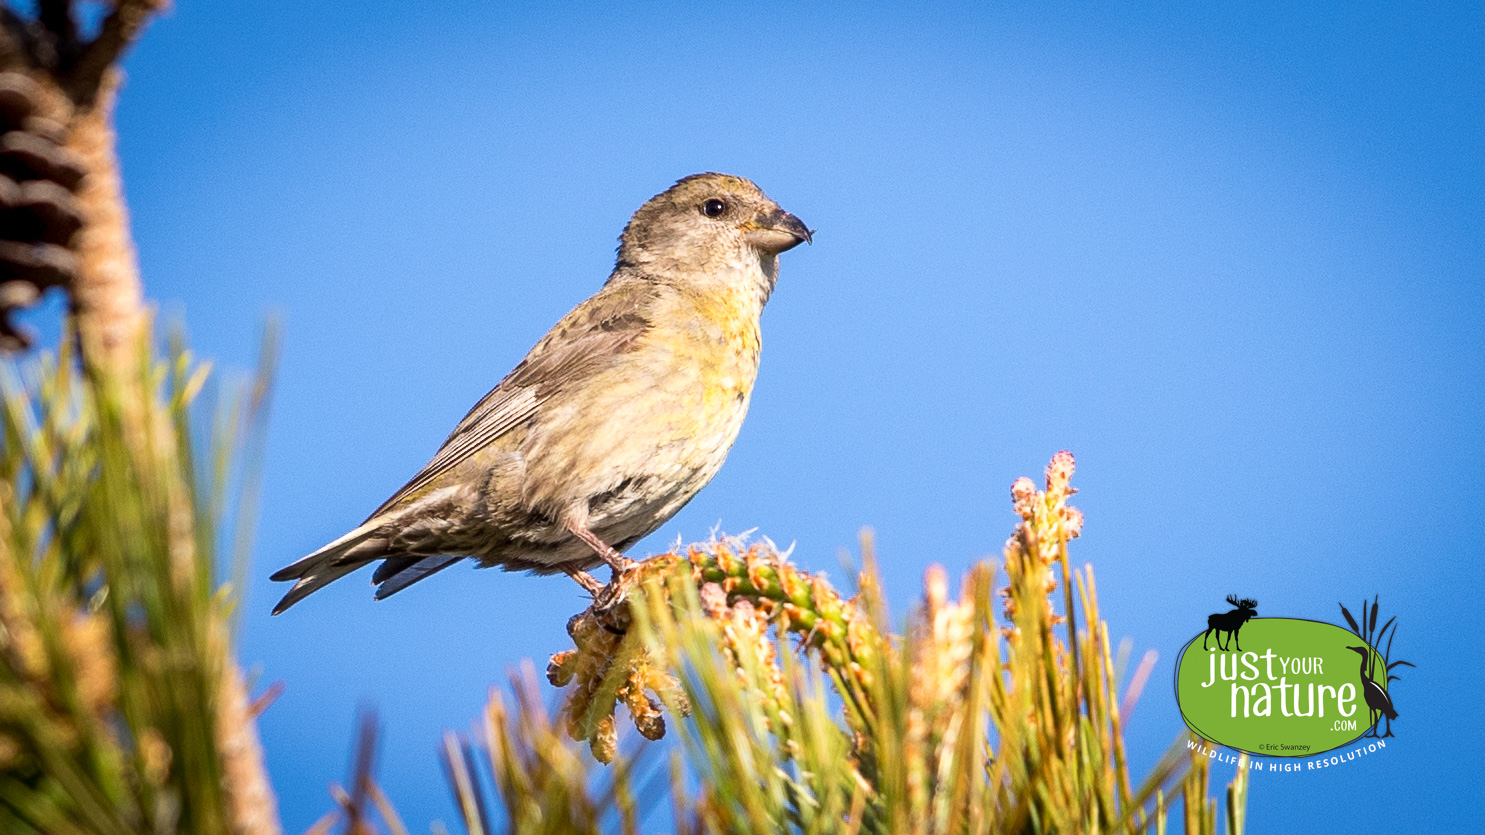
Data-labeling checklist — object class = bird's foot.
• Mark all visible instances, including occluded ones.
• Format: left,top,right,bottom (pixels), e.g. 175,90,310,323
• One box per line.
565,518,636,574
563,567,606,596
589,540,634,575
602,552,636,573
564,563,638,632
592,560,643,614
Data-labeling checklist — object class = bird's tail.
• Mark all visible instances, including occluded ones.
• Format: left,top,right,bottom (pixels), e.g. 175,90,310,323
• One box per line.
270,521,388,614
371,554,464,600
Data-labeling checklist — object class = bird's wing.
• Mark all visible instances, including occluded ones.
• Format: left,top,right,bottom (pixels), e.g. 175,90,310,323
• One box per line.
367,284,657,518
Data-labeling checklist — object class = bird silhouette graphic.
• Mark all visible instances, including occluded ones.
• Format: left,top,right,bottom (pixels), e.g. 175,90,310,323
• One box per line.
1338,597,1413,739
1346,645,1398,737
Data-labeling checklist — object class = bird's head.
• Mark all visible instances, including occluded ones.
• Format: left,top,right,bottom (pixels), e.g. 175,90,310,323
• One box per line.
616,173,811,296
1346,646,1369,657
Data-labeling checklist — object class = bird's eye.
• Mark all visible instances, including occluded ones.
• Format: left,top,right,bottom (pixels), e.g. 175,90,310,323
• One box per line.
701,198,727,218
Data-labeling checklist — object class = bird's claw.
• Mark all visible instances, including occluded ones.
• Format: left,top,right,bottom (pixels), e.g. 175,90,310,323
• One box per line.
593,561,640,610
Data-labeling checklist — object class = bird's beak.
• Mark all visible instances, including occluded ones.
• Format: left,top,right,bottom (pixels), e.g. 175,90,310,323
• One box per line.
744,208,813,253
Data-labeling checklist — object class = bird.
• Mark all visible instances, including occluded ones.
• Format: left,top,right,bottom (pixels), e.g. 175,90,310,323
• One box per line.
1345,645,1398,738
270,173,811,614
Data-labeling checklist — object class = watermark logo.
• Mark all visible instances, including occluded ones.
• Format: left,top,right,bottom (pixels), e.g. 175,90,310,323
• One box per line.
1174,597,1412,757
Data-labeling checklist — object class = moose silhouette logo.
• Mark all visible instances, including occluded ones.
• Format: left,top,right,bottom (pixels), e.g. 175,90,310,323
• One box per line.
1202,594,1258,651
1175,594,1413,757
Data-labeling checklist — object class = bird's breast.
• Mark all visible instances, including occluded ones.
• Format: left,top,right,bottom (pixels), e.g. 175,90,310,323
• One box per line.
518,289,763,521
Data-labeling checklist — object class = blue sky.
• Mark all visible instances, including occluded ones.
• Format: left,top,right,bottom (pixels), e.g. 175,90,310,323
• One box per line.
73,1,1485,830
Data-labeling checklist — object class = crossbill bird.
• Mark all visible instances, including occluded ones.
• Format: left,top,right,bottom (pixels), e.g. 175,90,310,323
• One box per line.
271,173,811,613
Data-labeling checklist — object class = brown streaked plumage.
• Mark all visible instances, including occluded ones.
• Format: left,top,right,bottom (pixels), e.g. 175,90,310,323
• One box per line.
270,174,810,613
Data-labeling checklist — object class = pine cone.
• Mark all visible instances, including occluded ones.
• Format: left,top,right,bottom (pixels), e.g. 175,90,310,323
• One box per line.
0,71,85,350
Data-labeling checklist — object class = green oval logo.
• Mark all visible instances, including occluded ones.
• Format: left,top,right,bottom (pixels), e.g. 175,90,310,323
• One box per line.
1175,618,1389,757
